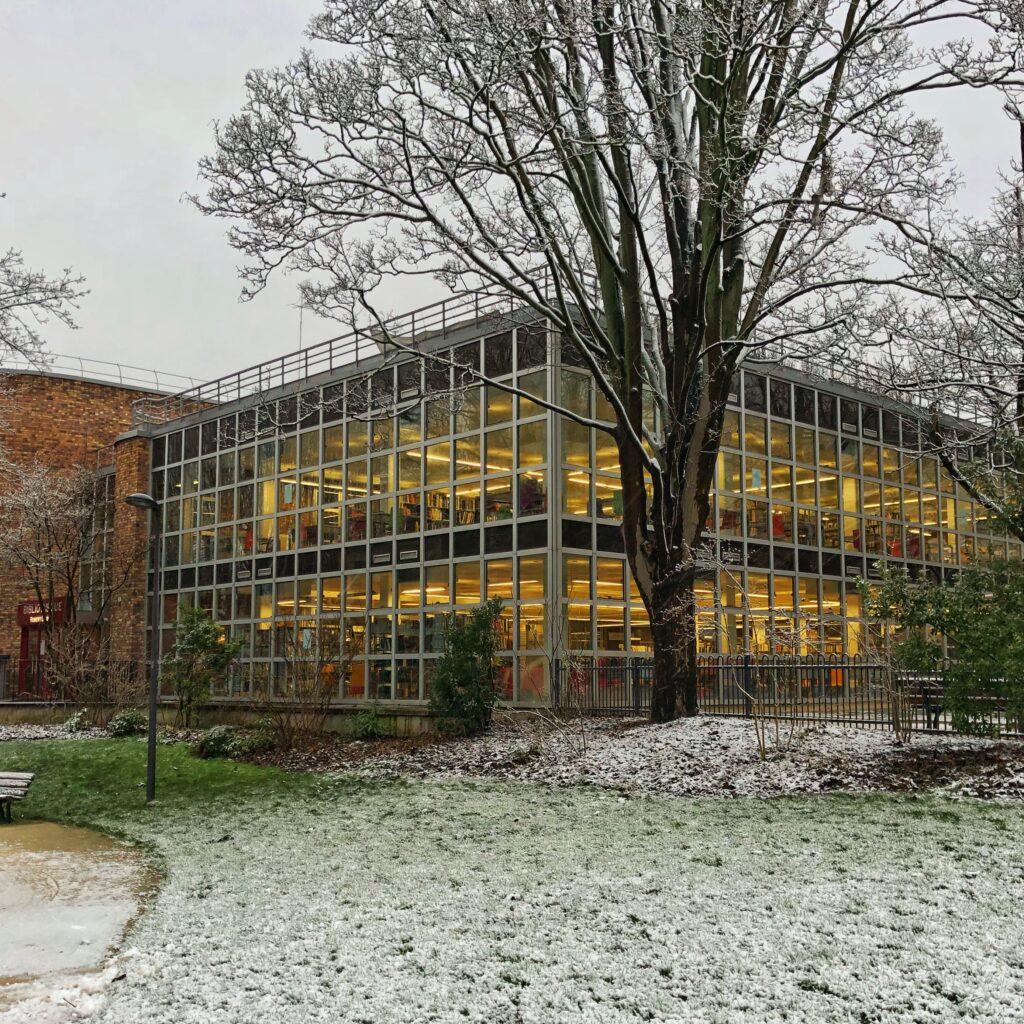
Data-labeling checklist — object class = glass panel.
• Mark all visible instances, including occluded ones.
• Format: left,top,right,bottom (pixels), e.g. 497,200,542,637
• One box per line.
484,477,513,521
562,470,591,516
596,606,626,651
454,562,481,604
594,475,622,520
517,471,547,516
518,421,545,467
455,436,481,478
518,555,546,600
397,493,421,534
593,432,618,473
517,369,546,418
324,425,344,463
425,443,450,486
346,503,367,541
560,371,590,417
424,564,449,604
562,418,590,466
519,605,545,648
567,604,592,649
454,483,481,526
370,571,393,608
424,488,450,530
563,555,592,600
485,386,513,425
595,558,624,601
486,559,514,600
371,497,394,538
485,429,514,473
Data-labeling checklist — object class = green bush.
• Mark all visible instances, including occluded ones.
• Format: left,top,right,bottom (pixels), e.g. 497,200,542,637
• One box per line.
428,598,504,736
350,705,390,741
193,725,242,760
108,710,147,737
192,722,278,760
161,607,244,728
238,716,278,756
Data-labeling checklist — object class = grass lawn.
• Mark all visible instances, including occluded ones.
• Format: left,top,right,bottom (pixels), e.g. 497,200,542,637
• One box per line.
4,738,1024,1023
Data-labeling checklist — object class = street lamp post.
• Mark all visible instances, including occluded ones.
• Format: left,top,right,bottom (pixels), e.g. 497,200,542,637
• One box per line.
124,491,161,804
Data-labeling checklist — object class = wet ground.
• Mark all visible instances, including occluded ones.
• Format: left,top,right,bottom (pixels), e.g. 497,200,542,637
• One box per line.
0,822,152,1016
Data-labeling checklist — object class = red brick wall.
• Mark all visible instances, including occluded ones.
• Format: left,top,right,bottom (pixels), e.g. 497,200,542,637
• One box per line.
108,435,154,662
0,373,157,666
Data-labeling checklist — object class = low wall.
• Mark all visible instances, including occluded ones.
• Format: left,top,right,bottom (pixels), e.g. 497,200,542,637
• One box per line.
0,701,436,737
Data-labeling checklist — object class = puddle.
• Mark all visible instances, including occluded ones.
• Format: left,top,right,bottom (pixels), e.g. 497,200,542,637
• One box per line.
0,822,153,1015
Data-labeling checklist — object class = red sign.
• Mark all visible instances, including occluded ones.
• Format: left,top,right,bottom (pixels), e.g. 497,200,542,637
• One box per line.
17,598,67,628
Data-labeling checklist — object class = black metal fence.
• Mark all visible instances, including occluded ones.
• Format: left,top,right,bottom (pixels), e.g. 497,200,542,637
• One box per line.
1,658,144,703
552,655,1019,736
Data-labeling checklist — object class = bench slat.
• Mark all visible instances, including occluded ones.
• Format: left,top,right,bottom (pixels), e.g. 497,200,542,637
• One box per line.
0,773,34,782
0,792,28,800
0,781,32,791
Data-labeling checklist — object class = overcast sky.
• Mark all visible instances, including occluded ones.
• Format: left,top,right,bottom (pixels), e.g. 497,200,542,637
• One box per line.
0,1,1016,387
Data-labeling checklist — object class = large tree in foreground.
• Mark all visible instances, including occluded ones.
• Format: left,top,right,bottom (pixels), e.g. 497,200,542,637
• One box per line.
196,0,1022,720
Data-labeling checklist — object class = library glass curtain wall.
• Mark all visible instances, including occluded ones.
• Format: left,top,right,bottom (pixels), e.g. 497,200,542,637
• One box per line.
143,322,1024,706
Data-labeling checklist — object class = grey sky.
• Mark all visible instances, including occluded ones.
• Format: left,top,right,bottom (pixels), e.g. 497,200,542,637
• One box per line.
0,1,1016,387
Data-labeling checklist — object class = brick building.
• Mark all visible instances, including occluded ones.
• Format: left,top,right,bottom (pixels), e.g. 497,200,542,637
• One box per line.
2,292,1019,712
0,359,193,696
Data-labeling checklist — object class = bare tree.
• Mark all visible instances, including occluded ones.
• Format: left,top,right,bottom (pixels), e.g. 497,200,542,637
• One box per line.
0,461,140,661
860,96,1024,541
260,616,354,747
0,243,86,362
194,0,1023,721
42,628,146,727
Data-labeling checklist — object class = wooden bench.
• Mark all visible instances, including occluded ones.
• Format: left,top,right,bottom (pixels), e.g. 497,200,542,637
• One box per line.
0,772,34,822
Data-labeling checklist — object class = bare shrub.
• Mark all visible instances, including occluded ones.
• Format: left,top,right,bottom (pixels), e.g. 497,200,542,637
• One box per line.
255,617,353,749
43,627,145,727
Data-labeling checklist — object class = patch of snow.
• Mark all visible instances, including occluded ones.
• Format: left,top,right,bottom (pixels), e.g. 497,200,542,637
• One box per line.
0,724,106,743
271,715,1024,802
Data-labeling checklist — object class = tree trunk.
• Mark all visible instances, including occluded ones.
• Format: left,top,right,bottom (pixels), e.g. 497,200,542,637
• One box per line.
649,568,700,722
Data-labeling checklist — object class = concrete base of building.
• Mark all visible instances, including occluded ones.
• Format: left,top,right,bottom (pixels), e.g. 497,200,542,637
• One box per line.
0,701,437,736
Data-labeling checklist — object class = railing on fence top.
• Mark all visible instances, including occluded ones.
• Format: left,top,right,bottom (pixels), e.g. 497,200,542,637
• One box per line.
553,654,1018,736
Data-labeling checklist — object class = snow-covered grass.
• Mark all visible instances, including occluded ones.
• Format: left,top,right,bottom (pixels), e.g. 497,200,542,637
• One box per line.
3,739,1024,1023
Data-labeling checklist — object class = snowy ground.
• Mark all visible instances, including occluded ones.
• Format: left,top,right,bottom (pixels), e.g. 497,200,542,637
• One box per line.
3,778,1023,1024
0,724,106,743
260,714,1024,801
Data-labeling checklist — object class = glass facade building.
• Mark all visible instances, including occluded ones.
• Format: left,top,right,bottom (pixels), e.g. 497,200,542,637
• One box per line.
141,313,1023,706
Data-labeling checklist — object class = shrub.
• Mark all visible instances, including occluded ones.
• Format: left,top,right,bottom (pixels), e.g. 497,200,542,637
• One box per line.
162,608,243,728
64,709,88,733
108,710,146,737
428,598,504,736
236,716,278,756
350,704,390,741
193,725,242,760
192,721,278,760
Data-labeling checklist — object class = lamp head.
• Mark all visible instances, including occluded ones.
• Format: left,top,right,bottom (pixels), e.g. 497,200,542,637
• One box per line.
124,492,158,512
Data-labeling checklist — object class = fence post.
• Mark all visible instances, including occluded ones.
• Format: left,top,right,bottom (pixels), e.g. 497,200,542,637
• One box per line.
632,659,641,716
743,654,752,718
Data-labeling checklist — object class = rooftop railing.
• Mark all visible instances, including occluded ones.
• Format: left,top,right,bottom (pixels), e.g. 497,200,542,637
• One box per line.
0,352,201,394
127,275,990,430
130,285,538,428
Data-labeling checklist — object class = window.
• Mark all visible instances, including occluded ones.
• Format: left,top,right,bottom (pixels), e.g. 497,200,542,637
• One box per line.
518,421,545,467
